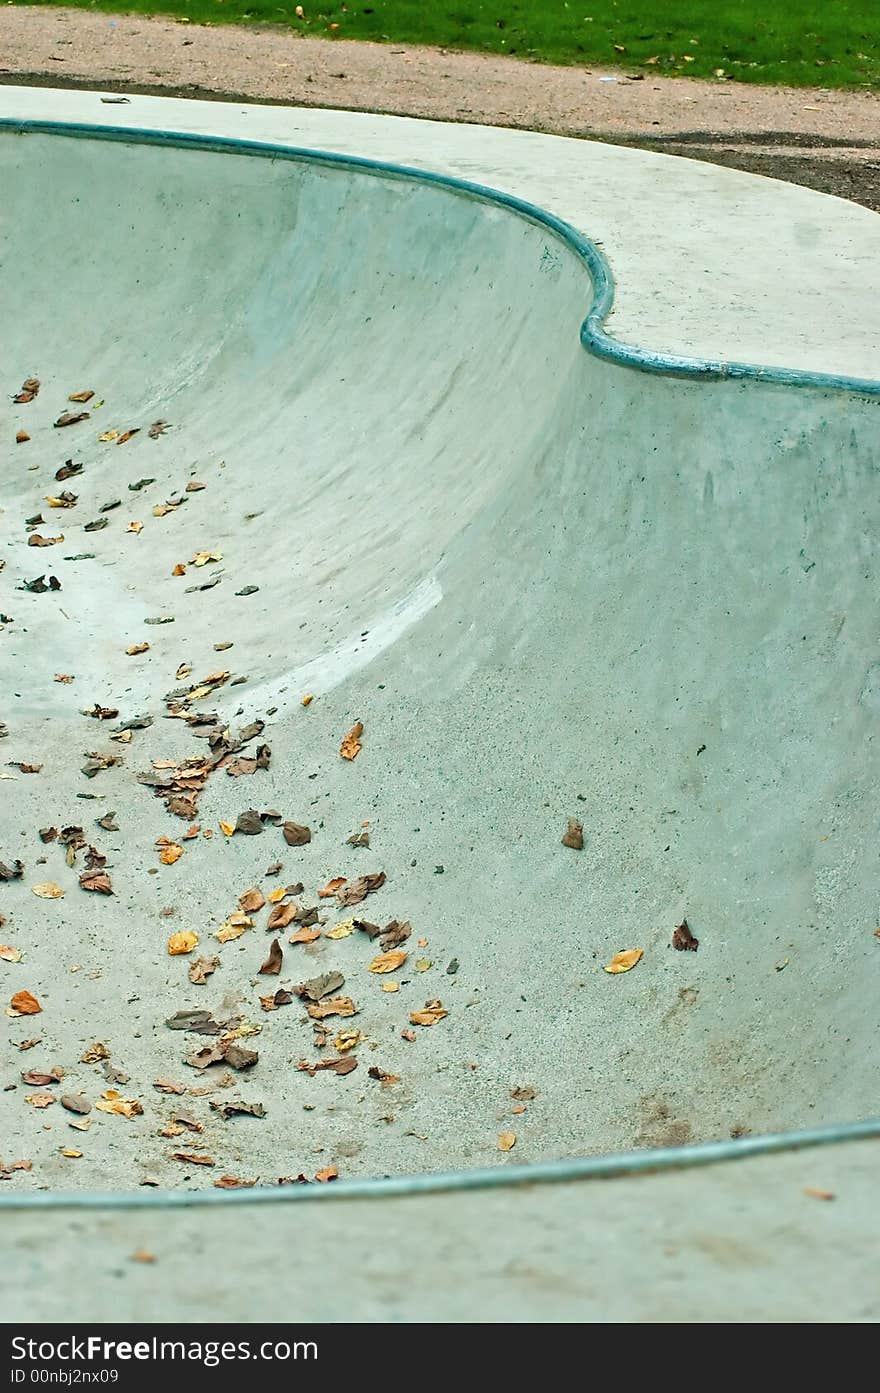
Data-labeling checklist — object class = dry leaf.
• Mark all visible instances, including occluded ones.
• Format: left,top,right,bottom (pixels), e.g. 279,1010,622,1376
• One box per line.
604,949,643,975
188,955,218,984
158,843,184,865
0,945,23,963
68,390,94,403
804,1186,835,1201
117,429,140,446
172,564,186,577
32,882,63,899
282,821,311,846
153,1079,186,1094
60,1148,83,1158
54,674,74,684
15,430,30,444
168,930,198,956
54,411,89,428
338,872,386,906
672,920,699,951
306,995,357,1020
9,990,41,1016
237,888,265,914
25,1092,55,1108
340,721,364,760
368,949,407,974
259,939,283,975
511,1086,537,1101
497,1131,517,1152
126,642,149,656
28,534,64,548
410,1000,448,1027
79,870,113,895
319,877,346,898
127,521,144,535
401,1028,417,1042
381,981,400,993
288,925,320,945
326,918,355,940
95,1090,143,1118
267,885,287,903
80,1042,109,1063
214,913,252,943
214,1175,257,1189
267,902,298,930
301,694,314,707
561,818,584,850
368,1066,400,1086
297,1055,358,1077
314,1165,338,1182
170,1152,214,1166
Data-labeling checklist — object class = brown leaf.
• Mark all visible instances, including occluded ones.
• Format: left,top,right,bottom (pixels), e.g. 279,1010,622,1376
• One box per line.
259,938,283,976
318,876,346,898
15,429,30,444
54,674,74,684
79,870,113,895
54,411,89,428
170,1152,214,1166
1,861,24,881
511,1085,537,1101
379,919,411,950
68,390,95,403
153,1079,186,1094
238,887,265,914
260,987,293,1011
340,721,363,760
346,829,370,847
234,809,263,836
368,1066,401,1086
14,378,40,402
80,1042,110,1063
562,818,584,850
95,1090,143,1118
297,1055,358,1077
28,534,64,548
410,1000,448,1027
354,918,382,939
214,1175,257,1189
337,872,386,907
188,955,219,985
21,1069,62,1085
267,902,299,931
117,429,140,446
223,1042,259,1071
400,1028,417,1042
148,420,169,439
306,995,357,1020
672,919,699,951
282,821,312,846
9,991,41,1017
294,971,344,1003
288,924,320,945
210,1099,265,1120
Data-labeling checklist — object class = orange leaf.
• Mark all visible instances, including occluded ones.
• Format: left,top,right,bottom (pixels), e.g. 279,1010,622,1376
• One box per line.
604,948,643,975
159,844,184,865
168,930,198,956
9,990,41,1016
318,877,346,898
339,721,363,760
410,1000,448,1027
368,949,407,974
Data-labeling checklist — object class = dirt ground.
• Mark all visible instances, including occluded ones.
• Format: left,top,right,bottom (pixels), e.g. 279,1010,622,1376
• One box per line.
2,5,879,211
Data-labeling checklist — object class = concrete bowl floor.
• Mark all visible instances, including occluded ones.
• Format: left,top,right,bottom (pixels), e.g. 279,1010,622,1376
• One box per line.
1,124,878,1196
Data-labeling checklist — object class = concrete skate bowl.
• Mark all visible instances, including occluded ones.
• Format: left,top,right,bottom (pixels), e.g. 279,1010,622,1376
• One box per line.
0,122,878,1211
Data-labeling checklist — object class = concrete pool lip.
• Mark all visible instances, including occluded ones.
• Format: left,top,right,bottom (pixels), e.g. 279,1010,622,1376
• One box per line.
1,99,878,1280
4,115,880,401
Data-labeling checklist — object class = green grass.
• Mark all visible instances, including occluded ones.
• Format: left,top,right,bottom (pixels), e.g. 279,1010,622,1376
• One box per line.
20,0,880,88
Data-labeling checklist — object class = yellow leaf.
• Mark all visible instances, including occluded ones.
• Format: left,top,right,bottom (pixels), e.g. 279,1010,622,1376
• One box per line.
95,1091,143,1118
60,1147,83,1158
301,693,314,707
159,844,184,865
267,886,287,904
415,958,433,972
306,995,357,1020
191,550,222,567
326,918,355,940
168,930,198,956
126,641,149,654
219,821,236,837
380,981,400,993
604,949,643,975
334,1029,361,1053
368,949,407,974
98,430,118,442
32,882,64,899
497,1131,517,1152
127,521,144,535
214,914,252,943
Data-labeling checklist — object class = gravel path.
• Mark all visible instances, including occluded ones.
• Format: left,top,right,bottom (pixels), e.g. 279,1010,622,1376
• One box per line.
2,6,879,209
